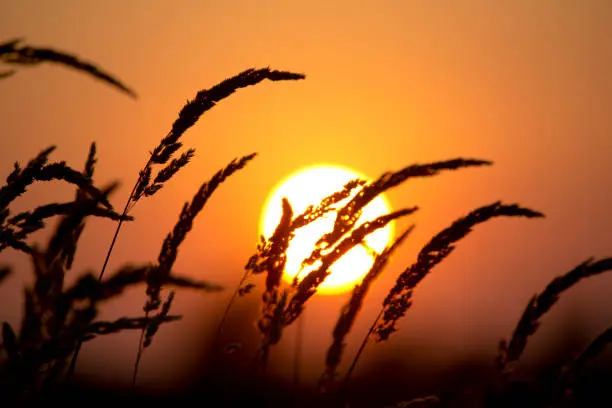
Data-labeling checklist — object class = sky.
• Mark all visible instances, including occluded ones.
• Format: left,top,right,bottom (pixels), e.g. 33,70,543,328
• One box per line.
1,0,612,396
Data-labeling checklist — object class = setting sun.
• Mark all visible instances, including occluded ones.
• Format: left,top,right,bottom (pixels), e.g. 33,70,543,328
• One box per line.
260,165,395,295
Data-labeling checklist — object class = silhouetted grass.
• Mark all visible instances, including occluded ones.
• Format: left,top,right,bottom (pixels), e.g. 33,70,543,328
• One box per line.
284,207,418,327
498,257,612,376
131,153,256,387
0,228,216,404
238,157,496,374
248,201,416,373
213,178,367,355
338,202,544,394
320,225,415,392
0,38,136,97
67,66,304,380
556,325,612,404
0,145,125,254
375,202,544,342
0,141,221,404
2,42,611,408
305,158,492,268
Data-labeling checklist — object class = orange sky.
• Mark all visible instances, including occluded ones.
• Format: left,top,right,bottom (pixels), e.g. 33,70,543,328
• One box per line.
1,0,612,393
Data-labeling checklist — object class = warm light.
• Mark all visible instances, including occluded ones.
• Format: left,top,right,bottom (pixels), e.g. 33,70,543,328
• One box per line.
260,164,394,295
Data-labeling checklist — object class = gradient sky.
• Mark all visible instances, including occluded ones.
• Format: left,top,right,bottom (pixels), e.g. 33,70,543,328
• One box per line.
1,0,611,393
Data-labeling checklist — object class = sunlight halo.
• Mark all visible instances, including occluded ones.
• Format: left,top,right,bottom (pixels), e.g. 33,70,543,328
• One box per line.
260,164,394,295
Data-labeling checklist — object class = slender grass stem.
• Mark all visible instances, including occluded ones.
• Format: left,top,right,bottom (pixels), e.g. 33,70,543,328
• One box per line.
131,310,150,390
342,308,383,389
213,269,250,349
65,167,147,381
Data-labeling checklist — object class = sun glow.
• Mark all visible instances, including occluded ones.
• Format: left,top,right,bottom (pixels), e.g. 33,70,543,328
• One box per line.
260,164,394,295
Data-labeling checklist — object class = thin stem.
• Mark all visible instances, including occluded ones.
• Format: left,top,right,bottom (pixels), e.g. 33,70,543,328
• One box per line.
342,308,383,388
131,310,150,390
65,167,147,382
213,270,251,349
97,195,134,281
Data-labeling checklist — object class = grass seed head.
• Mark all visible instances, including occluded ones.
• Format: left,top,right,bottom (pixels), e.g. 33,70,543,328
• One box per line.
499,257,612,374
375,202,544,342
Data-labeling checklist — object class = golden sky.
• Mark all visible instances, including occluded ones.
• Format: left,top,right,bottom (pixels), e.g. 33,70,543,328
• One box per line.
1,0,611,393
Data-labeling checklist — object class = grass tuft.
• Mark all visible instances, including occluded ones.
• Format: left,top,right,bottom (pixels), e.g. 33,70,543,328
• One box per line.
0,145,127,255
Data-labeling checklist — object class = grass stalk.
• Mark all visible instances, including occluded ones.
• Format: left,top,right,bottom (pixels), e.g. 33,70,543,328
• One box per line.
213,269,251,350
64,67,304,381
131,310,149,391
342,308,383,390
66,174,141,381
343,202,543,395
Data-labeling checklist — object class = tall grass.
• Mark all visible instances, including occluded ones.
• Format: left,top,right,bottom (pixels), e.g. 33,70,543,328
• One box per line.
66,66,305,379
320,225,415,392
0,145,218,404
2,38,611,408
336,202,544,394
131,153,256,387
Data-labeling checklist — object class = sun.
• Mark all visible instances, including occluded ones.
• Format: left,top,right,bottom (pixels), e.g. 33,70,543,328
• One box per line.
260,164,394,295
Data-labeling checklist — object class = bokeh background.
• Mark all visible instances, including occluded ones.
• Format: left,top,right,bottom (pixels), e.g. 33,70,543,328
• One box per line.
1,1,611,405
